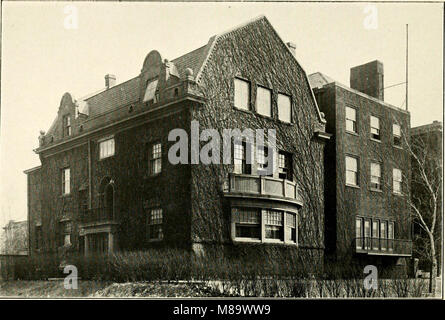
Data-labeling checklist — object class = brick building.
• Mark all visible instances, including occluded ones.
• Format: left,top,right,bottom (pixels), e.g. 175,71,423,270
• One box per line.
310,61,412,273
25,16,329,271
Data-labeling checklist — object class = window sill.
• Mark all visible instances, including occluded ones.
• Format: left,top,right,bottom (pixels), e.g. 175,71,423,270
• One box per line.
147,238,163,243
233,238,298,247
99,155,115,161
346,130,359,136
370,138,382,143
393,145,403,150
144,172,162,179
276,119,293,126
370,188,383,193
232,104,253,114
345,184,360,189
393,192,404,197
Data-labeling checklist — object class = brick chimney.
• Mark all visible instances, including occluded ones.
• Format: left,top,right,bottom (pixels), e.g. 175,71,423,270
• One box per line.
105,74,116,89
350,60,384,101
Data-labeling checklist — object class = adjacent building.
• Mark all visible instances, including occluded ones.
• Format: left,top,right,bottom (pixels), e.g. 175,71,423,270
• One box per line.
25,16,330,271
0,220,28,255
411,121,442,276
310,60,412,273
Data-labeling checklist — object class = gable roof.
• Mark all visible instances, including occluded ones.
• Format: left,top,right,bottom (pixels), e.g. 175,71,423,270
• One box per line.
46,15,327,140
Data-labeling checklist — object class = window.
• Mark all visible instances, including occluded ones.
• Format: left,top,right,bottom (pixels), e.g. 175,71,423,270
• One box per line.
393,168,402,194
265,210,284,240
234,78,250,110
345,156,358,186
150,143,162,175
232,208,298,244
257,146,272,176
278,151,292,180
370,162,382,190
285,212,297,243
345,107,357,133
364,219,371,249
278,94,291,123
372,220,380,250
393,123,402,147
233,208,261,239
60,222,72,246
63,115,72,137
143,79,159,103
147,208,163,240
62,168,70,195
388,221,394,251
370,116,380,140
99,138,115,159
233,141,251,174
256,86,272,117
380,221,387,250
356,218,363,249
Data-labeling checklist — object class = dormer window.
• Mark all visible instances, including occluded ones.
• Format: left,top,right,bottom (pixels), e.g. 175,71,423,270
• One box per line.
143,79,159,103
63,115,72,137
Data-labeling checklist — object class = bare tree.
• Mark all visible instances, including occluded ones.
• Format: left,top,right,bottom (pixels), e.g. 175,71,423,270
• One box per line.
403,130,442,294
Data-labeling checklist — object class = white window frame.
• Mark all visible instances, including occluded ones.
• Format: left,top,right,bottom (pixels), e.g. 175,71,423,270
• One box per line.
147,208,163,241
356,217,363,249
370,162,382,190
345,106,357,133
393,123,402,147
62,167,70,195
345,156,358,186
99,137,115,159
256,86,272,117
370,115,381,140
232,208,298,245
234,78,250,110
150,143,162,175
393,168,403,194
278,93,292,123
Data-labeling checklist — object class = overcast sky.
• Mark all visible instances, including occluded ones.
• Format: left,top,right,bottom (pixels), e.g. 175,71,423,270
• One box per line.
1,2,443,224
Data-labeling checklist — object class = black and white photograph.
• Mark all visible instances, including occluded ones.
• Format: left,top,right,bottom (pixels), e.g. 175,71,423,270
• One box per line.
0,1,443,302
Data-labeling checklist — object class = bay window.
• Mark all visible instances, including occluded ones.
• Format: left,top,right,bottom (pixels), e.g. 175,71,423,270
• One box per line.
232,208,298,244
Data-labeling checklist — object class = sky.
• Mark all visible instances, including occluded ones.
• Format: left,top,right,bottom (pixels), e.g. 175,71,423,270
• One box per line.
1,2,443,224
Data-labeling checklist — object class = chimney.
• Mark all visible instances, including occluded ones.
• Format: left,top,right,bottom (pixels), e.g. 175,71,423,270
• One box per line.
286,42,296,57
105,74,116,89
350,60,384,101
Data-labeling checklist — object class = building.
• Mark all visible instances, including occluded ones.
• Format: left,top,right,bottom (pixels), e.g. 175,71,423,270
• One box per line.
309,61,412,274
0,220,28,256
24,16,330,271
411,121,442,276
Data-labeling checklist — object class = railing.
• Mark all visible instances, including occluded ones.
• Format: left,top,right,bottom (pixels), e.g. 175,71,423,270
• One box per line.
80,206,118,224
226,173,302,203
354,237,412,256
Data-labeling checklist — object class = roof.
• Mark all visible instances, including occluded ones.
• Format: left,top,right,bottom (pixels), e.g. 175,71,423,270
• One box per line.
411,121,443,135
308,72,338,89
41,15,326,148
308,71,409,114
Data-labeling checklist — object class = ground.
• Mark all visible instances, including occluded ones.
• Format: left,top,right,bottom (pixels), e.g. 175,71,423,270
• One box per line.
0,280,222,298
0,278,441,298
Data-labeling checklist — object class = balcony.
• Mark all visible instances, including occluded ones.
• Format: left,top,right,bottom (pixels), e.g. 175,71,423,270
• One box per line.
354,237,412,257
80,206,119,225
224,173,303,206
